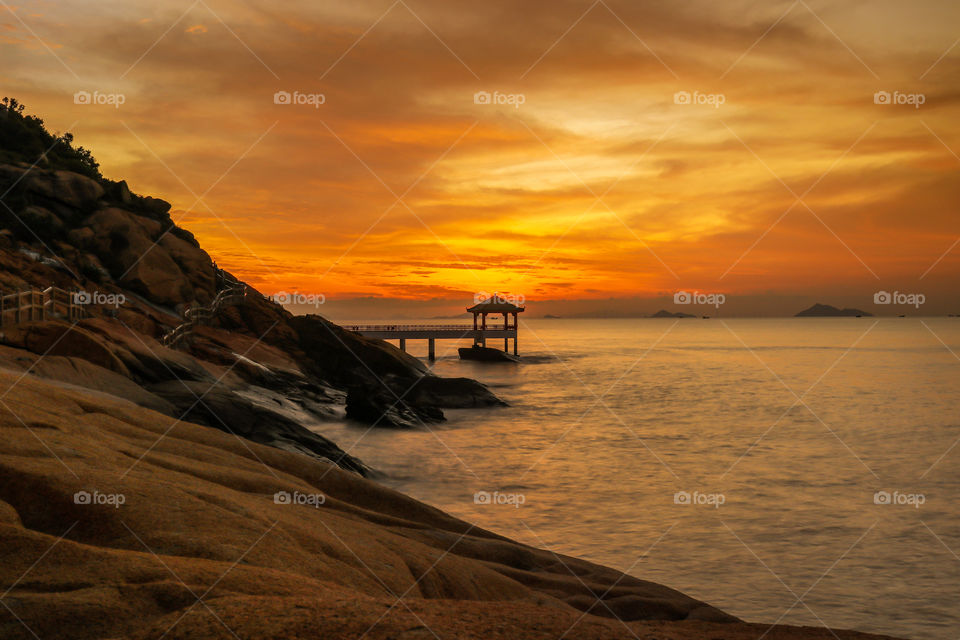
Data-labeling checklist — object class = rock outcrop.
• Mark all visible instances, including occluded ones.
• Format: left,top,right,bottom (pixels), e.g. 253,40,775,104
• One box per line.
0,158,509,449
0,163,214,307
148,379,369,476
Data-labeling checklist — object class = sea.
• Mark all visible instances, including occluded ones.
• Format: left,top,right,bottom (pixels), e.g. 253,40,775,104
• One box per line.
311,317,960,640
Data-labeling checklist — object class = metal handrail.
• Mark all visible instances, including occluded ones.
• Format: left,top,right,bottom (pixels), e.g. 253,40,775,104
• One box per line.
345,323,516,332
0,286,86,326
343,324,475,331
160,284,247,348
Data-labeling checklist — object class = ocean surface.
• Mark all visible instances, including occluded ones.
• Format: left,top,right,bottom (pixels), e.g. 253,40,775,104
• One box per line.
311,318,960,639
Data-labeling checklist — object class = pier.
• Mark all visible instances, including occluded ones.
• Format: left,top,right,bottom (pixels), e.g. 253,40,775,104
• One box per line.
345,296,524,360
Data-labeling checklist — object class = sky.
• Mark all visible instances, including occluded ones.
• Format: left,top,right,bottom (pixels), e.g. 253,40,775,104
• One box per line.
2,0,959,318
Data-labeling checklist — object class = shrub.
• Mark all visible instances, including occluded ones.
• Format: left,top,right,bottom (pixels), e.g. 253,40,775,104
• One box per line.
0,97,101,179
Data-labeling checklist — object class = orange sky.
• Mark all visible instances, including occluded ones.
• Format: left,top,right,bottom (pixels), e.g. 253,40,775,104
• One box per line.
2,0,959,316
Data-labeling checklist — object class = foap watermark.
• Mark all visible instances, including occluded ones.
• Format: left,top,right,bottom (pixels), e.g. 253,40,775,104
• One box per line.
674,490,725,508
474,490,525,508
73,90,126,108
274,90,326,108
674,290,726,308
272,291,325,307
274,490,326,508
73,290,126,307
874,290,925,308
674,90,725,108
474,291,525,305
74,490,126,509
874,490,925,509
473,90,525,109
873,90,925,109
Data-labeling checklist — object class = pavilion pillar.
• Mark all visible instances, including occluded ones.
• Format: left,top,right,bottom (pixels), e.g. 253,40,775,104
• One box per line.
399,338,406,352
503,312,509,351
428,338,435,361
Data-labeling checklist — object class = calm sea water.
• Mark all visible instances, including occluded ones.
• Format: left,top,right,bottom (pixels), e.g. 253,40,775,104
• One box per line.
313,318,960,639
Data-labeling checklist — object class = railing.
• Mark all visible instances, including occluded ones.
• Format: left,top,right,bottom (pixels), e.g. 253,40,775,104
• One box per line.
0,287,86,326
160,284,247,348
343,324,475,332
345,323,517,333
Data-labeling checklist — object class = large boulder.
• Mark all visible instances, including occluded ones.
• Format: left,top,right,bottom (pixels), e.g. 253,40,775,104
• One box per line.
19,205,63,235
103,179,133,205
139,195,171,217
288,314,428,386
22,169,104,210
346,381,445,428
409,376,506,408
118,247,188,306
85,207,192,306
158,232,215,303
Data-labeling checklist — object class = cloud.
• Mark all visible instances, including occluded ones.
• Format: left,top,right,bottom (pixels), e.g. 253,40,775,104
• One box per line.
3,0,958,314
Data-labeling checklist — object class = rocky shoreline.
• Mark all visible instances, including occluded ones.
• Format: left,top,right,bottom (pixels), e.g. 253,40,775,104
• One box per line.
0,368,901,640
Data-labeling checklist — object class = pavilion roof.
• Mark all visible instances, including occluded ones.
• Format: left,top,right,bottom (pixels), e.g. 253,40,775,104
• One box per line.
466,295,525,313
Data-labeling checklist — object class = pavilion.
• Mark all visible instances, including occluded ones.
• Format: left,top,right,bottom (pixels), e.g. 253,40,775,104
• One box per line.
467,295,525,355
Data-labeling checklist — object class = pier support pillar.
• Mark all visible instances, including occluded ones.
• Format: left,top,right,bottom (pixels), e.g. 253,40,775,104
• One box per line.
513,337,518,356
399,338,406,352
504,338,508,351
428,338,435,361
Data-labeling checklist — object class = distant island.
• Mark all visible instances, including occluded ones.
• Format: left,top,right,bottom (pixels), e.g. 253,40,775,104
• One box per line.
795,303,872,317
542,314,562,319
651,309,697,318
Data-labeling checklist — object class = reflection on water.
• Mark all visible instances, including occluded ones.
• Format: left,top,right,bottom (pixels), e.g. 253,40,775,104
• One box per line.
314,318,960,639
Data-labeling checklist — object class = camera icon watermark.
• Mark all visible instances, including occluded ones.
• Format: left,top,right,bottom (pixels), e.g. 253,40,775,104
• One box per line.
673,490,725,508
273,90,326,108
473,90,525,109
674,290,725,308
873,490,925,509
273,490,326,508
873,90,925,109
73,90,126,109
72,290,126,308
674,90,725,108
873,290,925,308
74,490,126,508
473,490,525,508
473,291,525,305
272,291,325,307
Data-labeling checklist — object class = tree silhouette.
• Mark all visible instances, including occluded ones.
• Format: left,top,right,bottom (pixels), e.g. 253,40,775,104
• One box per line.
0,97,101,179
